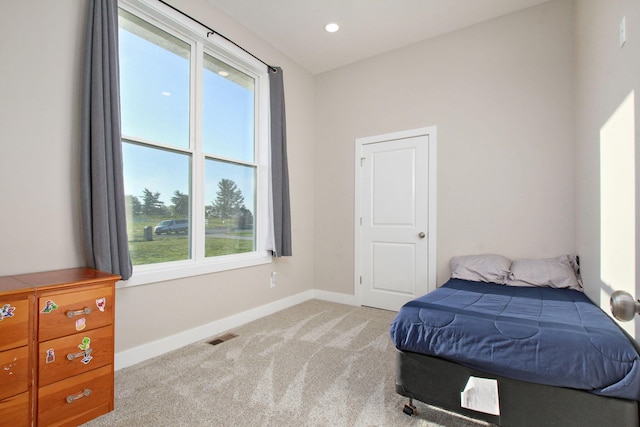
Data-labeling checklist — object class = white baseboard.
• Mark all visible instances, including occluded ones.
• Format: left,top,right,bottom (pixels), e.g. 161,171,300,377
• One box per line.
312,289,357,306
114,289,355,370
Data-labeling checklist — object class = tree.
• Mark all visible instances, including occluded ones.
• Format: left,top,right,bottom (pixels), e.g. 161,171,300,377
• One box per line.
170,190,189,217
141,188,165,216
211,179,245,219
205,204,216,219
125,195,142,216
237,206,254,229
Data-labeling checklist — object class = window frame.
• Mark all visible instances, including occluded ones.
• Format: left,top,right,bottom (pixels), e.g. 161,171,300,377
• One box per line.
118,0,272,288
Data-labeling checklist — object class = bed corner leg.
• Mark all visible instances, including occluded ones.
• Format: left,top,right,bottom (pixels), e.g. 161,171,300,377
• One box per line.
403,399,417,416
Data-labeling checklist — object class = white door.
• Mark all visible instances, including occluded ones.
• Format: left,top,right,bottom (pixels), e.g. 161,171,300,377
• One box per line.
355,128,436,311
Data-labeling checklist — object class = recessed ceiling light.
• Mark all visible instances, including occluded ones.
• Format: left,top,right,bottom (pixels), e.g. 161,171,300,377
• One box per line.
325,22,339,33
218,70,230,77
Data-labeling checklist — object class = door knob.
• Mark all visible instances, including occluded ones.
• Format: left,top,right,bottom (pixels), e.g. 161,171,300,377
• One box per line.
418,232,426,239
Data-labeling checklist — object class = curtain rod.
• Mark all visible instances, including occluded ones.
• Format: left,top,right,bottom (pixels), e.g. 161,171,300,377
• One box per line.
156,0,277,73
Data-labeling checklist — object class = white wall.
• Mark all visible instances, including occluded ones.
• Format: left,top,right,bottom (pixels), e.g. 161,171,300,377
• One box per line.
0,1,87,272
574,0,640,337
0,0,316,353
314,0,576,293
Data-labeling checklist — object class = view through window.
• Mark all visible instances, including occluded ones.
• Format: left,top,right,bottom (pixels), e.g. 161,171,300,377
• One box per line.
118,5,260,269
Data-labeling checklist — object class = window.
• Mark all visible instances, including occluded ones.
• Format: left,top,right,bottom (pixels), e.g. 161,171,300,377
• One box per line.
118,0,270,285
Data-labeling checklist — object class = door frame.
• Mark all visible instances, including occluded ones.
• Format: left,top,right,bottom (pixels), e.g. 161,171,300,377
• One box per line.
354,126,438,308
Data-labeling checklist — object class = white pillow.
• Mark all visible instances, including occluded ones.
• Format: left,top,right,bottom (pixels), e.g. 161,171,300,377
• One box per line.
506,255,583,291
450,254,512,284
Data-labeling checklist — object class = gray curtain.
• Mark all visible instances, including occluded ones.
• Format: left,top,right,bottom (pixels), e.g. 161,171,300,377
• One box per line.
269,67,292,256
80,0,132,280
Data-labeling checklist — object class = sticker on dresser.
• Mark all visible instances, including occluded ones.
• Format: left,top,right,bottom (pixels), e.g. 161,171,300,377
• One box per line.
0,304,15,320
40,299,58,314
82,340,93,365
76,317,87,331
2,356,17,376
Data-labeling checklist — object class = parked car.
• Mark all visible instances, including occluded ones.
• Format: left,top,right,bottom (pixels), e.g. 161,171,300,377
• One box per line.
154,219,189,235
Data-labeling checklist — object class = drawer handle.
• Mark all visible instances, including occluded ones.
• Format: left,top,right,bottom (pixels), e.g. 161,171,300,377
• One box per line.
67,348,93,361
66,307,92,318
66,388,92,403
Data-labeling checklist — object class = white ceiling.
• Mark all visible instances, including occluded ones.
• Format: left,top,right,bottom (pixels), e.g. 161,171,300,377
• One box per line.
206,0,551,74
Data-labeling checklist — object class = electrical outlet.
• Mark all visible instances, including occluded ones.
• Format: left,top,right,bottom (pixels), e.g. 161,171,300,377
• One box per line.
270,272,277,288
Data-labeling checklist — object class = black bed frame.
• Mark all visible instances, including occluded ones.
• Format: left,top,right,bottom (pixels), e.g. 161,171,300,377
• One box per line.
396,349,640,427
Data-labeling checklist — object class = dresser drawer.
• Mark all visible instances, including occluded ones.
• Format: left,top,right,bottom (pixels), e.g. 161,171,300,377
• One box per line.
37,364,113,427
38,326,113,387
0,391,30,427
38,284,113,342
0,297,30,351
0,346,29,401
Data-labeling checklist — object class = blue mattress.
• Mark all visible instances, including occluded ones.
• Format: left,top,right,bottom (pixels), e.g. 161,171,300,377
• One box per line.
390,278,640,401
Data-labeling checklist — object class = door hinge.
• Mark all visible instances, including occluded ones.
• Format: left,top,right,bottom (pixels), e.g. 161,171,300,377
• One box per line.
360,217,362,226
360,157,366,167
359,276,363,284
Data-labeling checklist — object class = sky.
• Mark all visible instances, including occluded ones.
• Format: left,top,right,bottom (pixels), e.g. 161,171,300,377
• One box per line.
119,17,256,213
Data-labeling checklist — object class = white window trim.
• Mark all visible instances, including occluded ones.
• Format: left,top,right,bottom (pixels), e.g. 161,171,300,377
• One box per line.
118,0,272,288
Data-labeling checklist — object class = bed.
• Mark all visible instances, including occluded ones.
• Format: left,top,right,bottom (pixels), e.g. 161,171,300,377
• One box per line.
390,254,640,426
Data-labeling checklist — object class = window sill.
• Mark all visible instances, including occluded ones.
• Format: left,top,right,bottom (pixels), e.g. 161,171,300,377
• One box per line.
116,252,272,288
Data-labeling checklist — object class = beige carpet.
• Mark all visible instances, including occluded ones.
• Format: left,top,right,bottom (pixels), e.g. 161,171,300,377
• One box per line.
83,300,490,427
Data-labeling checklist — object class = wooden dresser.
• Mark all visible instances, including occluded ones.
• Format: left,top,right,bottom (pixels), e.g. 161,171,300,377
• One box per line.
0,268,119,427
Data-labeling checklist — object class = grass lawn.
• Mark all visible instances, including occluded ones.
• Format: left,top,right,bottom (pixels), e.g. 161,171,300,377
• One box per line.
127,215,254,265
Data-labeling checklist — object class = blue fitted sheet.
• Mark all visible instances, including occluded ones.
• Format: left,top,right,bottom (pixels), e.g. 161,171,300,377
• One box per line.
390,278,640,401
